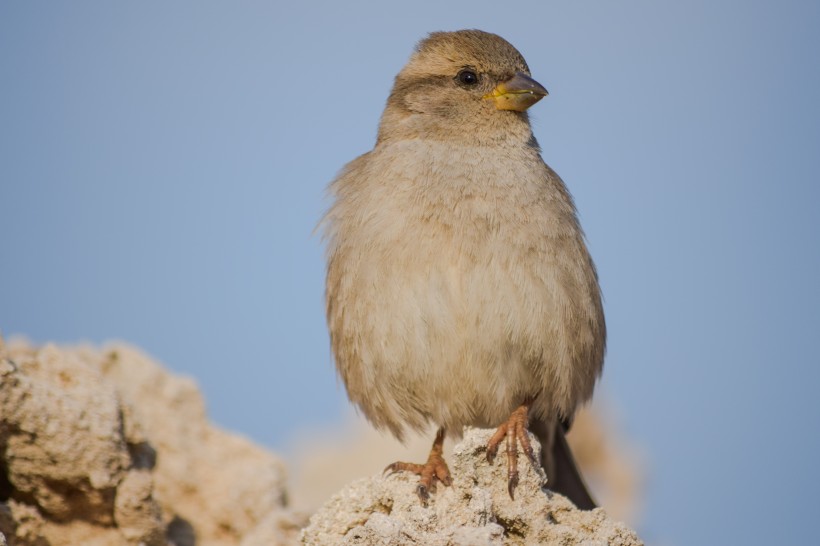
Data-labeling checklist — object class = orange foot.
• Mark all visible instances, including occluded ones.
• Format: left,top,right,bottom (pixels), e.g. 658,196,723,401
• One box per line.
486,403,538,499
384,428,452,505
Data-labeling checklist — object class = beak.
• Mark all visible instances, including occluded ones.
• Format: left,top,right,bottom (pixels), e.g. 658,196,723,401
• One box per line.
484,72,548,112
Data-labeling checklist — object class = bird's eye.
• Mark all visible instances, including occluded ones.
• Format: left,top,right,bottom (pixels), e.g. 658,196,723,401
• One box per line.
456,69,479,86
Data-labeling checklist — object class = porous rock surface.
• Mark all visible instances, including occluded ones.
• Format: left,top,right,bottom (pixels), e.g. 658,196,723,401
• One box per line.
0,338,301,546
302,428,642,545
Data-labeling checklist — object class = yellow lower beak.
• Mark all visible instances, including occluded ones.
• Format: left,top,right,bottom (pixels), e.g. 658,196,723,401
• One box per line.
485,72,548,112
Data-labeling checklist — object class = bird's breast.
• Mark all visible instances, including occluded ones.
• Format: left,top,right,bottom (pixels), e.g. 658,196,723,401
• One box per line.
326,139,604,431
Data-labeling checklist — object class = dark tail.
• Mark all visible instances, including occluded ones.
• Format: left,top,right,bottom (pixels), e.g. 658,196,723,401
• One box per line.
531,418,597,510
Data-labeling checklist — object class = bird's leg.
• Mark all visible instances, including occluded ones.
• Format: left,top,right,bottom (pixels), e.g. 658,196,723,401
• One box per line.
486,402,537,499
384,428,452,505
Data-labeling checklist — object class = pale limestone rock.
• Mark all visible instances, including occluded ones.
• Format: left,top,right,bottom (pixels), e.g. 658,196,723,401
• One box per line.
3,500,48,546
302,428,642,545
289,405,642,524
97,344,295,545
239,510,308,546
114,470,165,546
0,345,130,524
0,338,299,546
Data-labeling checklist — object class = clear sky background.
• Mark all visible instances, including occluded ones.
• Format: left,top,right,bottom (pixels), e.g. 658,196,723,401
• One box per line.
1,1,818,544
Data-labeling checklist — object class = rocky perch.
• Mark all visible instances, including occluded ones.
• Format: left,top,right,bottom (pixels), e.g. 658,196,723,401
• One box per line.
0,338,641,545
301,428,641,546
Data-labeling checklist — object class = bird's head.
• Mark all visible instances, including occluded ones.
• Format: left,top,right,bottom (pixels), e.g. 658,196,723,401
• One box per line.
377,30,547,146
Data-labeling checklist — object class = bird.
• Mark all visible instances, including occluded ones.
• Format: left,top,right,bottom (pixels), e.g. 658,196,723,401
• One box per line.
321,29,605,509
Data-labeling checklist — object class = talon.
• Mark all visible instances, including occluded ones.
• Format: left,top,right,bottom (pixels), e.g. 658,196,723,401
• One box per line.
508,471,519,499
439,470,453,487
486,423,508,464
383,461,422,477
385,428,451,506
523,443,537,464
416,484,430,505
487,402,535,500
517,425,536,463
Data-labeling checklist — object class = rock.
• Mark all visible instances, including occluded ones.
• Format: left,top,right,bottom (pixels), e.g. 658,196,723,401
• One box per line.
97,344,298,545
0,344,130,525
288,407,642,524
301,427,642,545
113,470,164,546
0,337,301,546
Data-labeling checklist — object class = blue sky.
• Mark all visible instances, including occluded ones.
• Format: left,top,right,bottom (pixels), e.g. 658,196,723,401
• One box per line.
2,2,819,544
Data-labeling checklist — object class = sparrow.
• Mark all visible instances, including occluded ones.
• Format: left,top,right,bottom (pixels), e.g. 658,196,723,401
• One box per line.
321,29,605,508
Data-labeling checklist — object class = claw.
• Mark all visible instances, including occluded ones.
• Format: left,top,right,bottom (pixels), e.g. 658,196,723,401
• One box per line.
486,422,508,464
487,402,536,500
416,483,430,505
384,428,451,506
384,461,422,477
508,470,519,499
439,471,453,487
517,424,537,464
